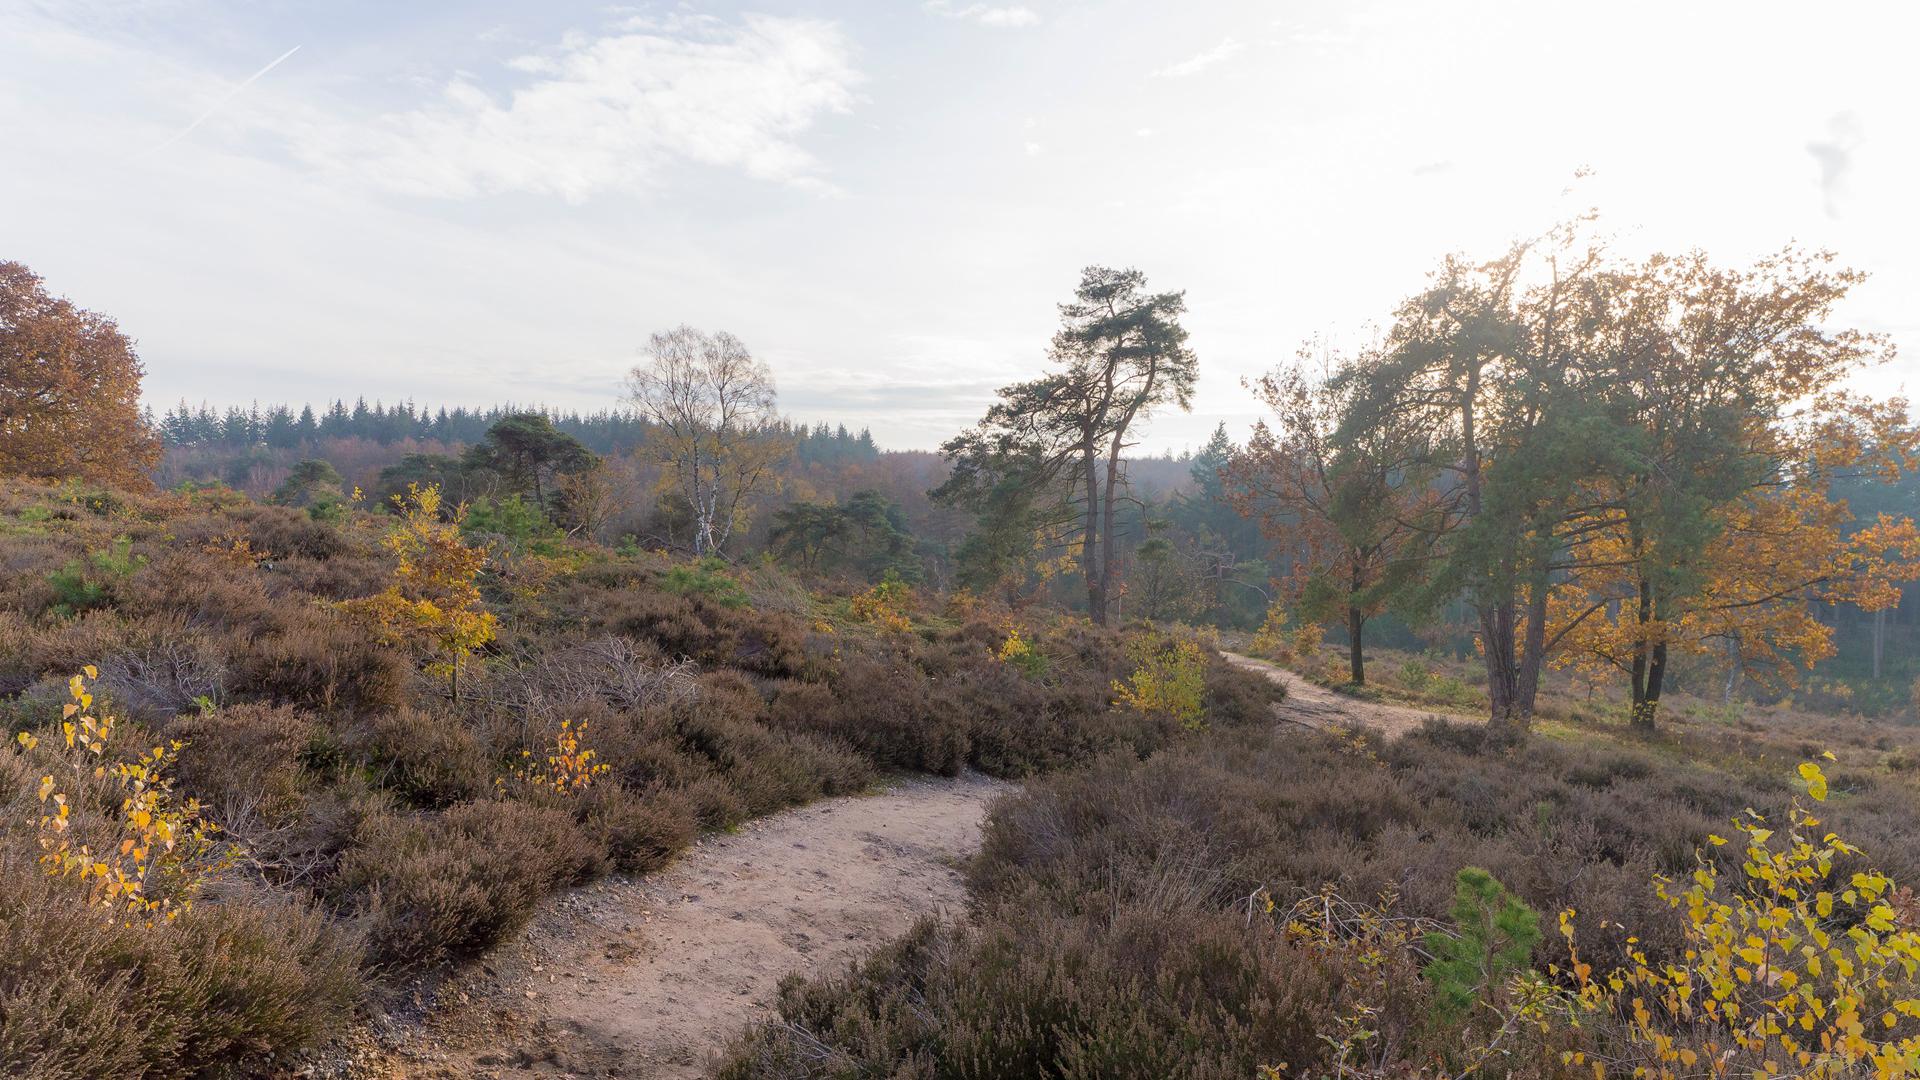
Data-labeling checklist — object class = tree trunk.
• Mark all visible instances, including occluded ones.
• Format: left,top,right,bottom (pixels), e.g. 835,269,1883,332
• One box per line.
1480,601,1524,733
1516,575,1548,719
1082,446,1105,624
1643,642,1668,725
1461,363,1531,735
1628,579,1659,730
1347,607,1366,685
1100,452,1121,627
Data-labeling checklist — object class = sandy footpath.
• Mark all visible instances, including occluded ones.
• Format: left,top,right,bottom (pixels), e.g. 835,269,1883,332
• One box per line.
361,772,1008,1079
349,654,1450,1079
1220,650,1473,739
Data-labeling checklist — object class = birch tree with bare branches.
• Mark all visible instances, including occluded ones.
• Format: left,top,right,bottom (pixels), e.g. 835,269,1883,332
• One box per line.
627,326,789,556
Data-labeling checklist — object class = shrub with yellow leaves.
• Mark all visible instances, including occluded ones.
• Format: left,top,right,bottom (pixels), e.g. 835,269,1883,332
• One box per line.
22,669,232,926
1551,754,1920,1080
1292,622,1326,666
1250,602,1294,662
1112,636,1207,729
340,482,497,701
995,622,1047,679
506,719,611,795
850,575,913,634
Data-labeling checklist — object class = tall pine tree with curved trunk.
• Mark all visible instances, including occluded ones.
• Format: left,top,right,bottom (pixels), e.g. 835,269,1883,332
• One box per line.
0,261,160,486
935,266,1196,624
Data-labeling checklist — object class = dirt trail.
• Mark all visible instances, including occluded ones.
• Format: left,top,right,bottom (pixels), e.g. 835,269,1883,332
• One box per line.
1221,651,1477,739
355,659,1447,1079
366,773,1008,1079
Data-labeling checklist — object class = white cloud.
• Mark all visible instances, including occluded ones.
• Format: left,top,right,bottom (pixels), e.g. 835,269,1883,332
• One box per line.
1150,36,1244,78
924,2,1041,29
287,14,862,201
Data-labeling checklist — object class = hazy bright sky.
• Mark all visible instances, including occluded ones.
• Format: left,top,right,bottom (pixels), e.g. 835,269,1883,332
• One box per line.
4,0,1916,451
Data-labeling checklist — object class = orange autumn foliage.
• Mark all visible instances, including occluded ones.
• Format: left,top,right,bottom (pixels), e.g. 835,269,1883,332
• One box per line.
1551,486,1920,704
0,261,160,486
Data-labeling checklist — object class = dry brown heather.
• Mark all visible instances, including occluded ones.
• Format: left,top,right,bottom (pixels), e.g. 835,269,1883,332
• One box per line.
719,686,1920,1078
0,478,1281,1079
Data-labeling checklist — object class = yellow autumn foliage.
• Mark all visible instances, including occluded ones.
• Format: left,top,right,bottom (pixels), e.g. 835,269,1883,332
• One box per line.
1112,637,1206,729
340,483,497,699
506,719,610,795
1551,757,1920,1080
24,670,232,926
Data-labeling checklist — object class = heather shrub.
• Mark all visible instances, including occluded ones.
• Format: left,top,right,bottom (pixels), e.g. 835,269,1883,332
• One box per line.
331,799,600,972
233,502,357,561
781,654,969,775
577,783,699,874
766,624,1281,780
1201,648,1285,725
669,672,874,813
588,583,810,677
969,724,1920,976
675,773,751,830
353,706,494,808
257,551,390,601
167,702,317,821
0,865,360,1080
121,547,280,636
719,898,1431,1080
229,603,410,712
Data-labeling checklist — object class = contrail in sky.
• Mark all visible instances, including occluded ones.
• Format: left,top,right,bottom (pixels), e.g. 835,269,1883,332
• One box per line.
147,44,302,155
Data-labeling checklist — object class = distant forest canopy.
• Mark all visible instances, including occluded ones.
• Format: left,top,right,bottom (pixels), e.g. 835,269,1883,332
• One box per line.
148,392,1920,716
152,398,879,462
148,394,1215,603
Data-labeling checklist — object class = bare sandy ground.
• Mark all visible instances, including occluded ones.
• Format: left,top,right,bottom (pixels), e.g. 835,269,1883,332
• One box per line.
1220,650,1475,738
362,772,1008,1079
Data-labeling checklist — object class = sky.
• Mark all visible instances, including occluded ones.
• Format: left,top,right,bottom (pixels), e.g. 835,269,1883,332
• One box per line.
3,0,1916,452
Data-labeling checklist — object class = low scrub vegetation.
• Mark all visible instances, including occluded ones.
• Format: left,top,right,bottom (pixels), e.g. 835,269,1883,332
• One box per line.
0,478,1280,1078
720,715,1920,1078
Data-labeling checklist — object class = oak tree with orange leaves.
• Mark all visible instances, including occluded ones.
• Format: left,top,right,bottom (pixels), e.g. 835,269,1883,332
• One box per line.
1224,345,1439,685
0,261,160,485
1535,248,1920,728
1333,224,1918,731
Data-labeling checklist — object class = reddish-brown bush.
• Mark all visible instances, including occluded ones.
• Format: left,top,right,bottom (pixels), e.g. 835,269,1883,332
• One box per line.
351,706,495,809
330,800,600,972
577,783,700,874
228,604,410,713
0,865,360,1080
